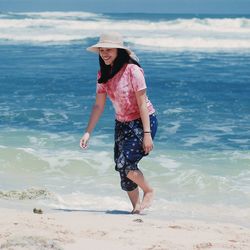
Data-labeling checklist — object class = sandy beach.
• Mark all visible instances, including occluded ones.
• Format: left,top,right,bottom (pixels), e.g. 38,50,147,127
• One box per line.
0,207,250,250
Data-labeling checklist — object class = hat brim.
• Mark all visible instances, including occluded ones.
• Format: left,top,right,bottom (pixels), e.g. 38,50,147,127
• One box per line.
87,42,133,55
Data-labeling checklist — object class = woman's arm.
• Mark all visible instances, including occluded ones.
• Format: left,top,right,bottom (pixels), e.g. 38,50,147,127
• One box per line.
135,89,153,154
80,93,107,149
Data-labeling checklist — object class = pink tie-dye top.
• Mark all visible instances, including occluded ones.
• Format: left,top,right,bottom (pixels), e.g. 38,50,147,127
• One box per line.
96,64,155,122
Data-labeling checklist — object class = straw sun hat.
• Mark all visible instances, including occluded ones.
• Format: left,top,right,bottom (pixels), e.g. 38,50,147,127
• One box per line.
87,32,138,61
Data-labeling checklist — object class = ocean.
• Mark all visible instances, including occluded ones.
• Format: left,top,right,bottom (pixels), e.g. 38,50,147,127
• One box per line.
0,11,250,225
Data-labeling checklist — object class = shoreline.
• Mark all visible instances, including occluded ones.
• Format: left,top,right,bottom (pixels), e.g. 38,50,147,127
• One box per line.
1,206,250,250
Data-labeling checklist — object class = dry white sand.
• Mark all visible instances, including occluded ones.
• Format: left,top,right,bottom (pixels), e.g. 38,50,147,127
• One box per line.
0,207,250,250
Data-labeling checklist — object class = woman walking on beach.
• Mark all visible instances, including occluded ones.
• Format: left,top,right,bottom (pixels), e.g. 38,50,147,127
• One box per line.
80,32,158,214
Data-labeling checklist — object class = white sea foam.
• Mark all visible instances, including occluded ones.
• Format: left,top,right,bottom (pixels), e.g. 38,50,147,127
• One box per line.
153,154,181,170
17,11,102,19
200,124,234,133
151,199,250,226
228,138,250,144
48,192,130,211
230,151,250,160
183,134,219,146
45,189,250,226
163,121,181,135
163,108,186,114
0,12,250,51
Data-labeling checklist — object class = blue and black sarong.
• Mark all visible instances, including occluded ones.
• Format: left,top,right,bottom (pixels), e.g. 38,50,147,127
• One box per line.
114,113,158,191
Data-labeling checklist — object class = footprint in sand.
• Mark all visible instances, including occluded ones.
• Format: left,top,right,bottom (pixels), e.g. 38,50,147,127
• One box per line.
133,218,143,223
169,225,182,229
195,242,213,249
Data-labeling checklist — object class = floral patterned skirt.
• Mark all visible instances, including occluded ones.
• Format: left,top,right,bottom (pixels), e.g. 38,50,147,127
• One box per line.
114,113,158,191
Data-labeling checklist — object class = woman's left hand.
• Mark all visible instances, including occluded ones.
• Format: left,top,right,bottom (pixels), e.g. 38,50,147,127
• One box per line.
143,133,154,154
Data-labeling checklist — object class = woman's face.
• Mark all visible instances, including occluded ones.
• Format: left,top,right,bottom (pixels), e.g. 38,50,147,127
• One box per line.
99,48,118,66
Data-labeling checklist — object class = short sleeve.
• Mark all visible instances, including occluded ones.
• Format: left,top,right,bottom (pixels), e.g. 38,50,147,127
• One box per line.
96,71,107,94
129,64,147,92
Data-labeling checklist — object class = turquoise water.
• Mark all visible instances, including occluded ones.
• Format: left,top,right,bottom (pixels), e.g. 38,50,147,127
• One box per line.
0,12,250,223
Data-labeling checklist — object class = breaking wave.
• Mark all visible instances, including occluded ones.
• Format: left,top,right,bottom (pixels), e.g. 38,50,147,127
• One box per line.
0,12,250,51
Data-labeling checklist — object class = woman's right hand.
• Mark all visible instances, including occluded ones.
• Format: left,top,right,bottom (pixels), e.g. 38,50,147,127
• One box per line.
80,132,90,149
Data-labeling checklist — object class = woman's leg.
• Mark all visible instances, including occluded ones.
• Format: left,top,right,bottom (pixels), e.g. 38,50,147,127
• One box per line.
127,187,141,214
127,170,154,211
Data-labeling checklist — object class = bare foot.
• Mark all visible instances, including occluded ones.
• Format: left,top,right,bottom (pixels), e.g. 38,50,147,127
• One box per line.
131,203,141,214
131,209,140,214
140,190,154,211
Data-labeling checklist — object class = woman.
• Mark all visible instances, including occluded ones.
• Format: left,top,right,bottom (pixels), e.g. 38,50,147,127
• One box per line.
80,32,158,214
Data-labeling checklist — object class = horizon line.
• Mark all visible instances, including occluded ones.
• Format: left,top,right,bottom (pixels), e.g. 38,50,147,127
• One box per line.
1,11,250,15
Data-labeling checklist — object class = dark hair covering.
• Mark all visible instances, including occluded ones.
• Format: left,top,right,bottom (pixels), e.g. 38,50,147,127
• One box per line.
98,49,141,84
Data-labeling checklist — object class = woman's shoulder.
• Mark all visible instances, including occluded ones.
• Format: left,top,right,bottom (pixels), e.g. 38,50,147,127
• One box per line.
126,63,144,75
126,63,141,70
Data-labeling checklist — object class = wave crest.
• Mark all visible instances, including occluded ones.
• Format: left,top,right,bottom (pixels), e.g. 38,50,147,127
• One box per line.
0,12,250,51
